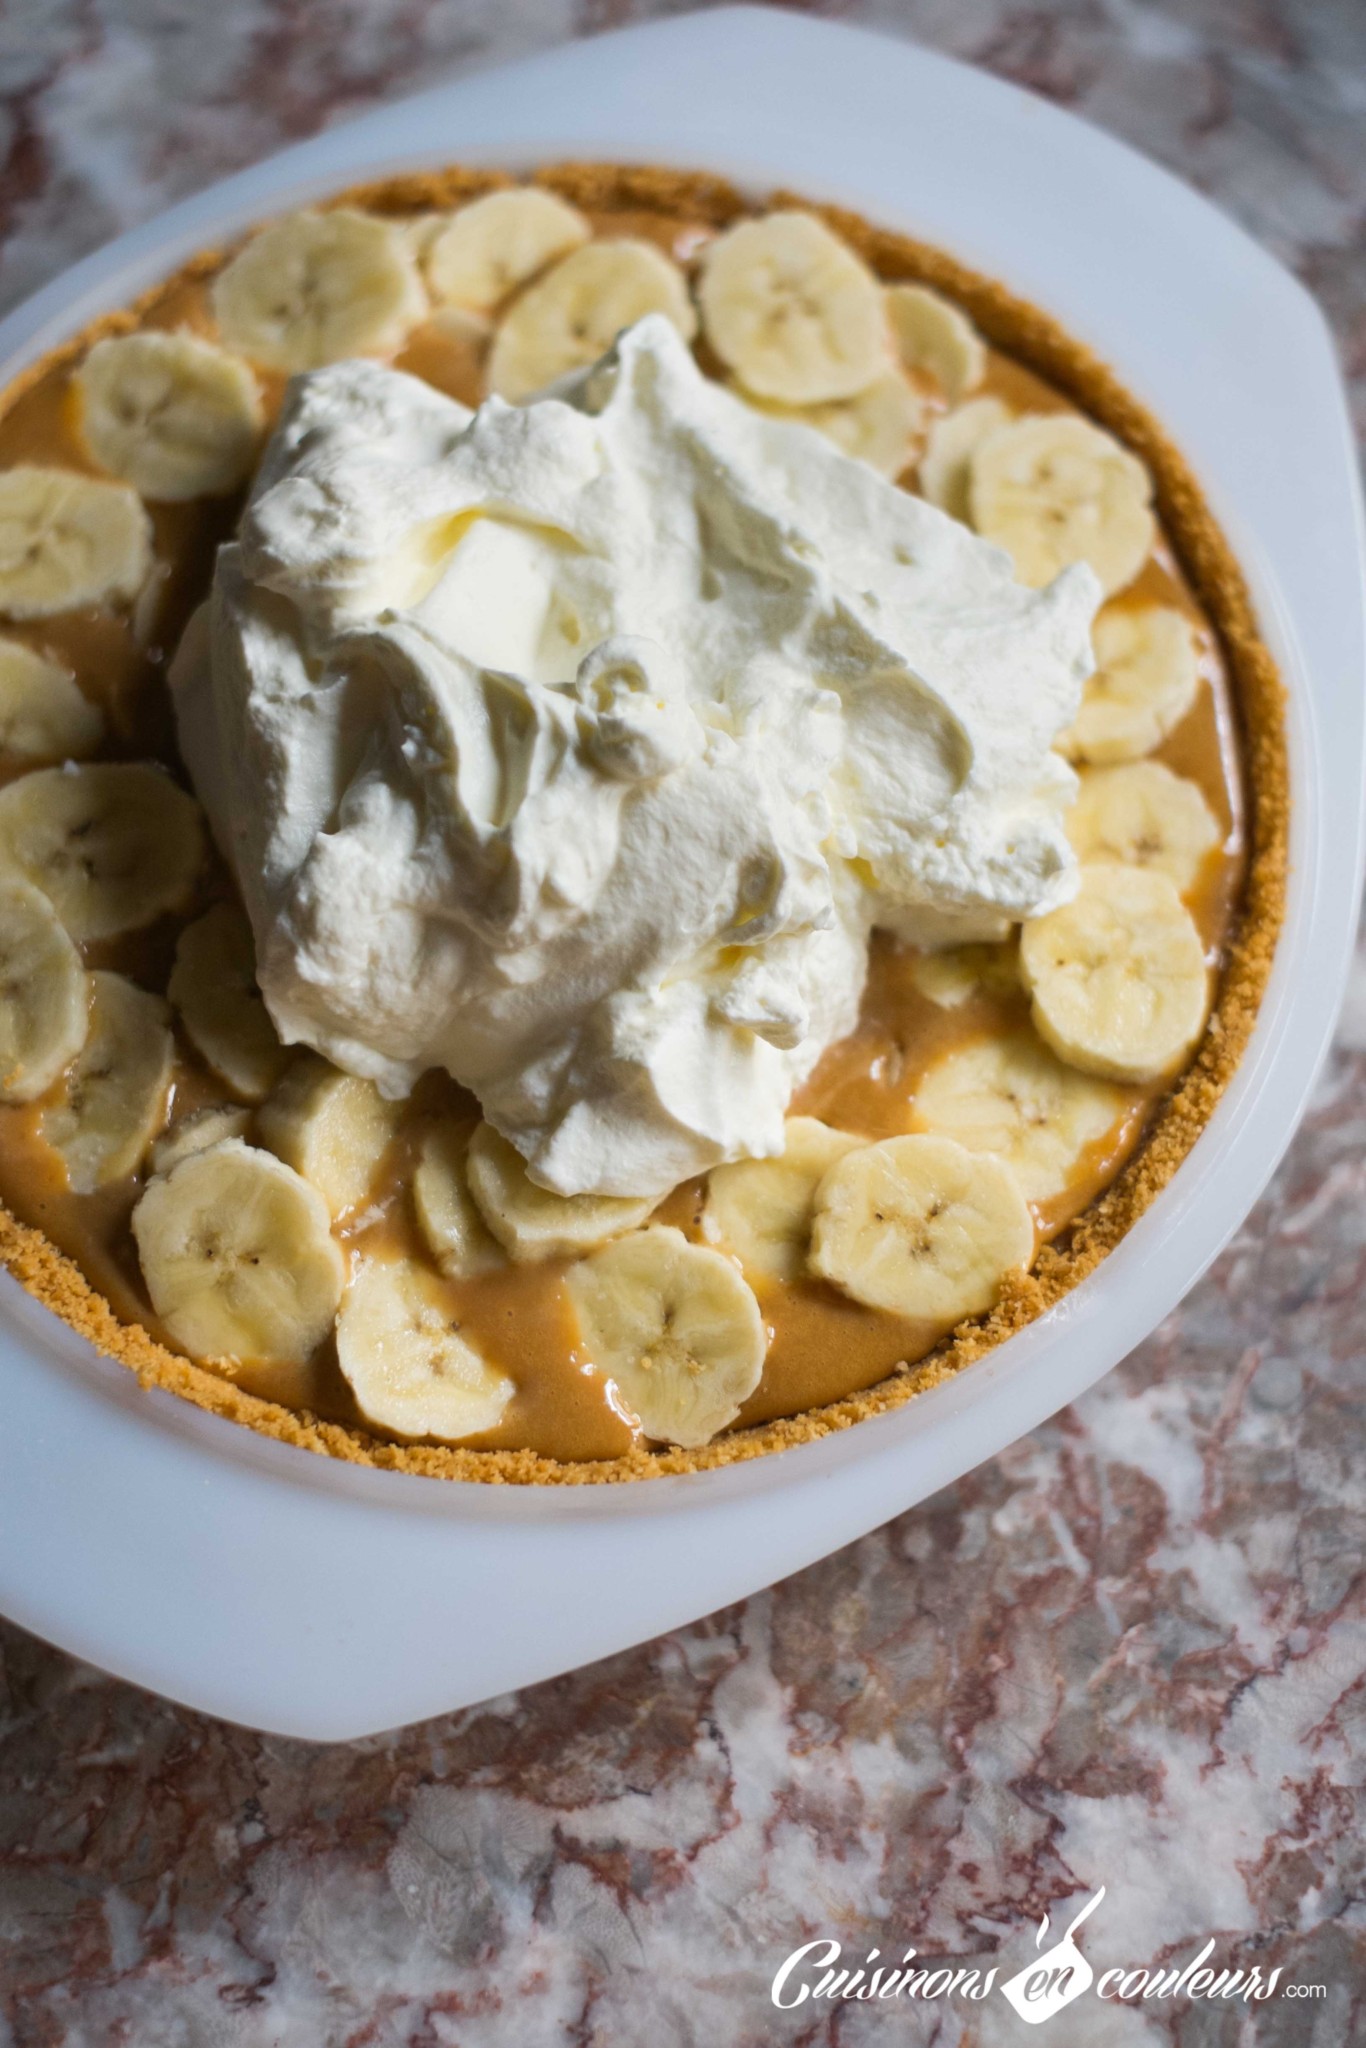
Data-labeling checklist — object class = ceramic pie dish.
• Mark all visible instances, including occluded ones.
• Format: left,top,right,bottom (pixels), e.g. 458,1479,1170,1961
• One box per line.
0,11,1360,1736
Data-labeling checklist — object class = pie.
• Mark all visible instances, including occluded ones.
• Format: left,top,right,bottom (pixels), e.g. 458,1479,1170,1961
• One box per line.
0,164,1287,1481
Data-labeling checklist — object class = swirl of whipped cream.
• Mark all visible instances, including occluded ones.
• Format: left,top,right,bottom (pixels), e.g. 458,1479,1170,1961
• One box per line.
172,318,1098,1197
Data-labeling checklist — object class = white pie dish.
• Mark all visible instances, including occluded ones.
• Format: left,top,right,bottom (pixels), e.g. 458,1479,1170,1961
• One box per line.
0,8,1360,1739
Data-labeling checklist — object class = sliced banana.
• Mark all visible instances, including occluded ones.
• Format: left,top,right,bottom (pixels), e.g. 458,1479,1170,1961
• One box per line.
0,637,102,760
413,1123,505,1279
0,762,202,941
736,370,926,478
41,971,172,1193
75,330,262,503
698,211,888,405
1058,603,1201,763
0,875,87,1103
465,1120,658,1263
212,207,427,373
916,396,1010,522
1066,759,1221,898
132,1138,343,1365
337,1255,514,1443
909,940,1020,1010
168,902,289,1103
1020,862,1209,1084
565,1224,766,1449
0,466,152,620
487,238,697,402
968,413,1155,596
885,283,986,402
702,1116,863,1282
809,1133,1034,1323
425,188,590,312
257,1053,398,1218
150,1102,252,1176
913,1029,1127,1206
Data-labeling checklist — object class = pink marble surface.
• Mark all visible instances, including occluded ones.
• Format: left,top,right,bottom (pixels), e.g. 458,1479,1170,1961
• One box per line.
1,3,1364,2041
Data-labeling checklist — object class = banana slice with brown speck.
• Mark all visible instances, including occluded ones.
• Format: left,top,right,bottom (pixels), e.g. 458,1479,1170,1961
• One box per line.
913,1028,1129,1206
1020,862,1209,1083
698,211,888,405
168,902,289,1103
213,208,427,373
702,1116,863,1282
0,762,203,941
0,467,152,620
916,396,1010,523
0,875,88,1103
414,1123,506,1280
465,1121,659,1263
968,413,1155,596
1066,760,1221,899
425,188,590,313
41,971,173,1192
885,283,986,403
0,638,103,760
76,331,263,501
809,1133,1034,1322
565,1224,766,1448
337,1256,514,1443
257,1053,399,1219
1057,604,1202,764
132,1138,344,1365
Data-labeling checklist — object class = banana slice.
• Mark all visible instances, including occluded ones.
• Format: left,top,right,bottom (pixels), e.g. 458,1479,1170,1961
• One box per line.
212,207,427,373
1066,760,1221,898
337,1255,514,1443
0,637,102,760
465,1121,658,1263
735,370,926,478
257,1053,398,1218
0,762,202,941
168,902,289,1103
487,239,696,402
0,875,87,1103
913,1029,1127,1205
809,1133,1034,1322
132,1138,343,1365
41,971,172,1192
916,396,1010,522
0,466,152,620
885,283,986,402
1057,604,1201,764
413,1123,505,1279
565,1224,766,1449
968,413,1155,596
909,940,1020,1010
425,188,590,312
1020,862,1208,1083
698,212,888,405
702,1116,863,1282
75,331,262,503
150,1102,252,1176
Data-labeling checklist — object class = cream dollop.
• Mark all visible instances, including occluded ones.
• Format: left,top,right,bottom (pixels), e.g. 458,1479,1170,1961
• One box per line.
173,319,1098,1197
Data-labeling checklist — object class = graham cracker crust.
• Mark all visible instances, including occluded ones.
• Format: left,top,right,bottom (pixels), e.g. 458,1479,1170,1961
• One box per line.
0,162,1289,1485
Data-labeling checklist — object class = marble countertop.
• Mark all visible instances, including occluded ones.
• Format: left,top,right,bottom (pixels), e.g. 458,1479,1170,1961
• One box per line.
1,3,1363,2041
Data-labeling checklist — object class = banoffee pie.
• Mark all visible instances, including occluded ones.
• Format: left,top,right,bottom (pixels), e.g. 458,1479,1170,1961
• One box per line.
0,165,1286,1481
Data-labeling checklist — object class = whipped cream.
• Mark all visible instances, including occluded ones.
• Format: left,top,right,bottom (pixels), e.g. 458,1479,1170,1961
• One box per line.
173,319,1098,1197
